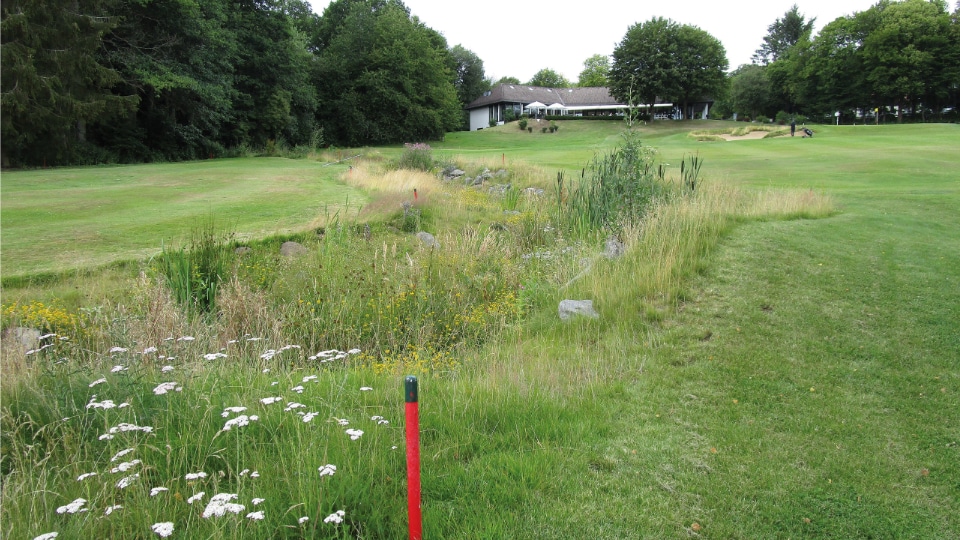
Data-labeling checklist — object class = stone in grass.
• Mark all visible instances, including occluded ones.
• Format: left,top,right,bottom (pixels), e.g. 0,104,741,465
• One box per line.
3,327,42,354
280,241,307,257
416,232,440,249
235,246,252,255
603,238,625,259
558,300,599,321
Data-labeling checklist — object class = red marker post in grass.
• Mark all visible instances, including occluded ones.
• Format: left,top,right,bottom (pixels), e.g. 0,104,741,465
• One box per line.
405,376,422,540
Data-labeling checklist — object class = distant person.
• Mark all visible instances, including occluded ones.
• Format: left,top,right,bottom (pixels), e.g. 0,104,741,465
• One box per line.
790,119,796,137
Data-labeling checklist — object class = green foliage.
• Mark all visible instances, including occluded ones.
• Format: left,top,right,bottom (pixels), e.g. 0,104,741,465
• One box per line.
577,54,610,87
753,4,816,65
397,142,434,171
159,222,231,315
450,44,491,129
528,68,571,88
557,132,664,236
518,119,528,130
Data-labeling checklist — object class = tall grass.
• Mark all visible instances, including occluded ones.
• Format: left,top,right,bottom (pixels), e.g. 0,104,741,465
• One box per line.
160,221,231,316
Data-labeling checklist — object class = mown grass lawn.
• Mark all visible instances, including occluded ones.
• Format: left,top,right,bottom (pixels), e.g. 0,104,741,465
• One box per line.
1,158,364,279
2,121,958,538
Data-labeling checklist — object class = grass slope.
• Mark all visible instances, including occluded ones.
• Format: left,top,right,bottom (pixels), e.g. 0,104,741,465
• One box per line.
1,158,364,279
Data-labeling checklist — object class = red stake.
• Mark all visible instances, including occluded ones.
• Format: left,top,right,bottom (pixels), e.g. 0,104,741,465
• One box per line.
414,188,418,201
405,376,422,539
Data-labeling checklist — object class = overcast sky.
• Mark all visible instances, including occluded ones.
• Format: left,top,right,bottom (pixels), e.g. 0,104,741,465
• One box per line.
307,0,879,83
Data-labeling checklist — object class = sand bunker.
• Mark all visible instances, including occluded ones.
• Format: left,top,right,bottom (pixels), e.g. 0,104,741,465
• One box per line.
719,131,770,141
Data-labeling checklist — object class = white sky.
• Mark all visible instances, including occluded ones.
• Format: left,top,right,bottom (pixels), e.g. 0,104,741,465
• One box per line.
307,0,879,83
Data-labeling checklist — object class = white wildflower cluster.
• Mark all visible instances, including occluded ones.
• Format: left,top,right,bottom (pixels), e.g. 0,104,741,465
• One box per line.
284,402,306,412
203,352,227,361
34,533,59,540
259,344,300,361
359,386,373,391
345,428,364,440
177,336,195,342
302,412,319,423
337,418,350,426
116,473,139,489
260,396,282,405
291,385,305,394
308,348,360,363
371,415,389,425
143,346,158,355
318,464,337,477
161,365,175,373
251,498,265,506
77,472,98,481
202,493,245,518
111,448,135,462
98,423,153,440
324,510,346,524
103,505,123,516
152,382,182,395
110,460,141,474
187,492,205,504
56,498,88,514
222,414,259,431
238,469,260,478
298,516,309,524
151,522,174,538
221,406,247,417
88,377,107,388
185,472,208,480
86,397,117,410
246,510,265,520
110,365,128,373
109,346,128,353
150,487,169,497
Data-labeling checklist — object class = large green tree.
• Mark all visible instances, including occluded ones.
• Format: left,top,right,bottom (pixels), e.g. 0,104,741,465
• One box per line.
753,4,816,65
577,54,610,87
528,68,571,88
1,0,137,166
673,24,728,118
610,17,681,119
728,64,774,119
315,0,460,145
449,44,491,129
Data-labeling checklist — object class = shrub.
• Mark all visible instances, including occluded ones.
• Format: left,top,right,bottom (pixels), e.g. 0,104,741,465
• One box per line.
527,127,533,133
541,127,548,133
504,109,517,123
549,121,558,133
489,118,498,128
756,115,770,124
518,118,528,130
397,143,433,171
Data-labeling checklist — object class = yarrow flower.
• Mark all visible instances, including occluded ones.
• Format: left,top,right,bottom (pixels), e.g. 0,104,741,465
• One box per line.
323,510,346,524
56,498,88,514
161,365,174,373
33,533,58,540
151,522,174,538
104,505,123,516
302,412,319,423
177,336,195,342
318,464,337,477
222,406,248,417
371,416,389,425
185,472,208,480
202,493,245,518
77,472,98,481
359,386,373,391
336,418,350,426
291,385,305,394
203,352,227,361
222,414,259,431
87,397,117,410
249,471,260,478
150,487,169,497
110,365,128,373
298,516,309,524
116,473,139,489
89,377,107,388
143,346,158,354
110,460,142,474
345,429,364,440
187,492,205,504
111,448,135,462
109,346,128,353
153,382,181,395
302,375,318,383
251,498,265,506
284,402,306,412
246,510,265,520
260,396,282,405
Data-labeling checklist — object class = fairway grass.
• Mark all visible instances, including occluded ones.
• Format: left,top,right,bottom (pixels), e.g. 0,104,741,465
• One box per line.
1,158,366,279
2,121,959,538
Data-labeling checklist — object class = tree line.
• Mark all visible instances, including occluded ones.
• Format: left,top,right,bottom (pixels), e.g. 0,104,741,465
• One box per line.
722,1,960,123
3,0,957,168
1,0,491,167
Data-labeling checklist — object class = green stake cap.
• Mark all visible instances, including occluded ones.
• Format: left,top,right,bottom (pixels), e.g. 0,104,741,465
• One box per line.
405,376,418,403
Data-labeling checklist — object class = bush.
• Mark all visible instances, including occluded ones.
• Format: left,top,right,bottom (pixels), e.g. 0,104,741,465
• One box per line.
504,109,517,123
549,121,558,133
527,127,533,133
518,119,528,130
756,115,770,124
397,142,433,171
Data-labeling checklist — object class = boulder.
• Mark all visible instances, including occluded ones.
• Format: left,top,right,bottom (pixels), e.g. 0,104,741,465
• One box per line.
603,238,625,259
558,299,599,321
280,241,308,257
3,327,43,353
416,231,440,249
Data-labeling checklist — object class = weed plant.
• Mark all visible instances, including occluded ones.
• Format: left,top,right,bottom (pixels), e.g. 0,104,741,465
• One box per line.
159,221,231,316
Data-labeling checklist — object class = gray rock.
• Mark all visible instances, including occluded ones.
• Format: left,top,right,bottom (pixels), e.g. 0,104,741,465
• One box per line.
416,231,440,248
480,168,493,180
280,241,308,257
524,187,545,197
603,238,625,259
235,246,252,255
495,169,509,178
449,169,465,177
3,327,42,353
559,299,599,321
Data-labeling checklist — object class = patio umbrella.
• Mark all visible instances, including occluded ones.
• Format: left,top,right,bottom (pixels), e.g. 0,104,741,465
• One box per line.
526,101,546,114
